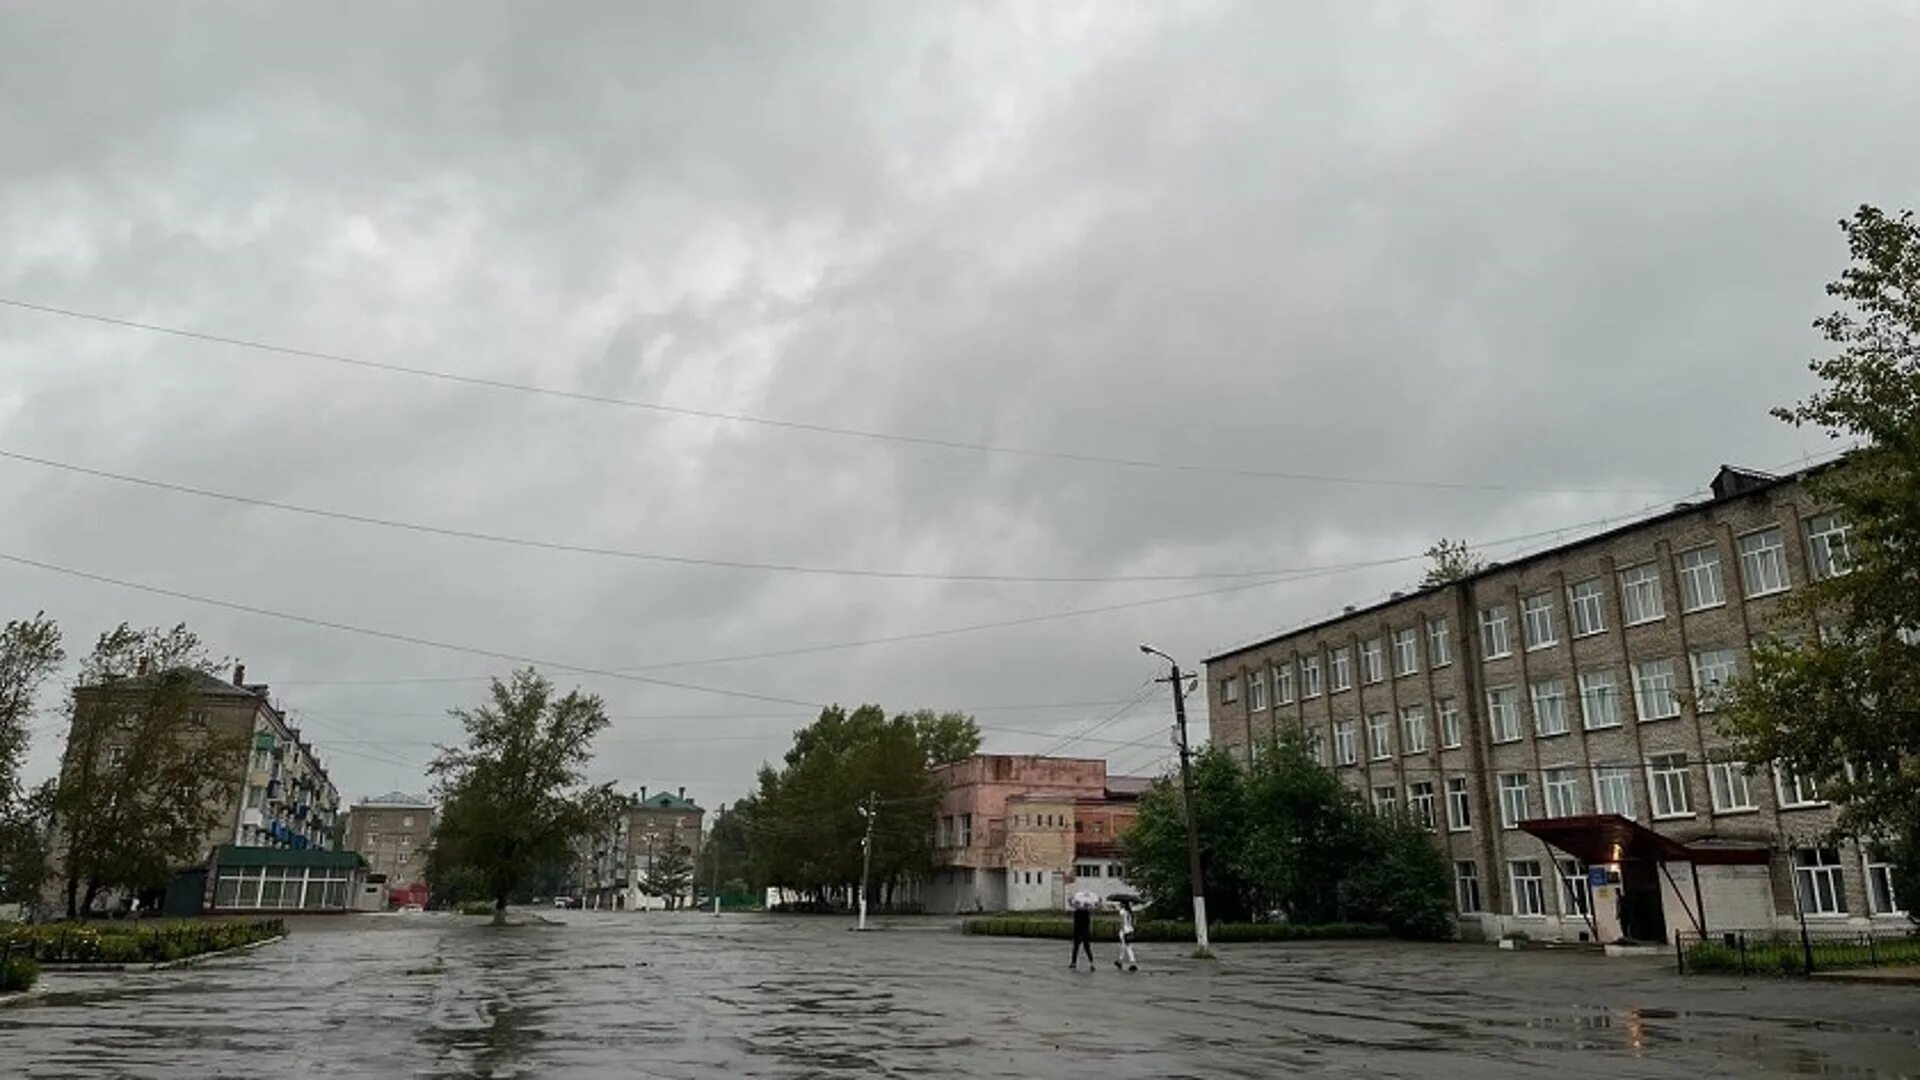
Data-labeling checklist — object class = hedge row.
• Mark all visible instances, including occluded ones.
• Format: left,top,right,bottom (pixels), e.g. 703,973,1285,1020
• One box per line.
0,919,286,965
961,917,1389,943
1684,933,1920,976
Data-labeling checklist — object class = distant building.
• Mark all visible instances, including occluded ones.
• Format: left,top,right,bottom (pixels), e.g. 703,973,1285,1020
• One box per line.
925,755,1146,913
577,785,705,910
53,663,342,913
1204,463,1909,944
343,792,435,908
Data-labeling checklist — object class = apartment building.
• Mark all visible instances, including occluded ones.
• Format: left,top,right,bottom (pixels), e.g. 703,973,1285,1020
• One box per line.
926,755,1145,913
1204,464,1907,944
343,792,434,906
576,785,705,910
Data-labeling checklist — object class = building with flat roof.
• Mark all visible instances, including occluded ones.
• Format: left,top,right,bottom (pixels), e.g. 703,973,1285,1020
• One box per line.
925,755,1146,913
1203,463,1907,943
342,792,434,908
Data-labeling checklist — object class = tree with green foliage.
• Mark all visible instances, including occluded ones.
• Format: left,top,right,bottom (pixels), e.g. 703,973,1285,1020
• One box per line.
643,825,695,908
1719,204,1920,921
1121,734,1452,938
743,705,979,908
0,614,64,911
697,797,757,901
51,624,247,919
1418,538,1486,588
427,668,619,925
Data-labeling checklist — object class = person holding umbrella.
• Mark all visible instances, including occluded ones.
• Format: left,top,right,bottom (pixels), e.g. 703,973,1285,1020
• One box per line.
1111,895,1140,972
1067,888,1101,970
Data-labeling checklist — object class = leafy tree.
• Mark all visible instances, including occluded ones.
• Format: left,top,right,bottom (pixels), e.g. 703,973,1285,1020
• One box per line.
51,624,246,919
0,614,63,909
742,704,963,907
905,709,982,765
642,825,695,908
1418,538,1486,587
1719,204,1920,919
697,796,757,900
1120,734,1453,937
427,669,618,924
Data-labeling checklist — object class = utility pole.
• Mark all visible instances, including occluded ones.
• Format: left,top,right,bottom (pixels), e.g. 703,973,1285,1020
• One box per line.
711,803,725,916
1141,644,1211,955
856,791,877,932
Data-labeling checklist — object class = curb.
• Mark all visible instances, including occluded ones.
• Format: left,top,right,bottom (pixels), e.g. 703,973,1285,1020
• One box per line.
0,988,46,1009
1811,970,1920,987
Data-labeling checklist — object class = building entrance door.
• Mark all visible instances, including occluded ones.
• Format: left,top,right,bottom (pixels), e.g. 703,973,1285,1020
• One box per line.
1617,861,1668,943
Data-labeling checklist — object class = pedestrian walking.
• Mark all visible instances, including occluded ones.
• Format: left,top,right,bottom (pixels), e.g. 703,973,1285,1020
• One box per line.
1112,897,1139,972
1068,889,1100,970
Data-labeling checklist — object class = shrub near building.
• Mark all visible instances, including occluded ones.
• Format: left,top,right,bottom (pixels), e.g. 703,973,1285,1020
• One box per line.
1121,733,1453,940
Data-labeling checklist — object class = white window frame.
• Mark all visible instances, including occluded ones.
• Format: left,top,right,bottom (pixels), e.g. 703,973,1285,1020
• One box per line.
1301,656,1322,698
1330,647,1353,692
1509,860,1546,917
1776,764,1827,808
1632,658,1681,721
1393,628,1420,677
1372,785,1398,815
1618,563,1665,625
1579,669,1621,730
1427,616,1453,667
1708,760,1758,813
1559,858,1592,918
1487,686,1521,743
1498,774,1529,829
1675,546,1726,612
1567,578,1606,637
1333,720,1357,766
1689,648,1737,712
1543,767,1581,818
1399,704,1428,755
1273,663,1294,705
1738,527,1791,598
1407,781,1436,831
1445,777,1472,832
1530,679,1569,737
1367,713,1392,761
1647,753,1693,819
1865,847,1905,917
1455,861,1482,913
1805,514,1853,581
1361,638,1384,685
1592,765,1636,819
1521,593,1558,651
1793,847,1847,916
1247,671,1267,711
1437,698,1462,749
1479,605,1512,659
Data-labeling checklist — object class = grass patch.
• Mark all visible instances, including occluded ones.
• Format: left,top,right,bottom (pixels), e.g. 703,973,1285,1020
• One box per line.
1,918,284,965
456,901,497,917
1683,932,1920,975
960,917,1388,943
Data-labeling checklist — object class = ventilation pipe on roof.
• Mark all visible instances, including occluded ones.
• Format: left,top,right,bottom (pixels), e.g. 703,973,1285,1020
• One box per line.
233,663,246,686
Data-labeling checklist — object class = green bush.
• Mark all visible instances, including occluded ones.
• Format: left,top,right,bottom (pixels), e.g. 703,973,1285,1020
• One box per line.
0,954,38,993
1681,933,1920,976
456,901,497,917
961,917,1388,943
0,919,284,965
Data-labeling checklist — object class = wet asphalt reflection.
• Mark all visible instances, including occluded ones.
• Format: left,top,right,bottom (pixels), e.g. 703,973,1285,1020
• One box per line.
1,912,1916,1078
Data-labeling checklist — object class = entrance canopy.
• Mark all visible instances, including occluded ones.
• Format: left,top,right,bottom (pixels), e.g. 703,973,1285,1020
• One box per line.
1519,814,1770,866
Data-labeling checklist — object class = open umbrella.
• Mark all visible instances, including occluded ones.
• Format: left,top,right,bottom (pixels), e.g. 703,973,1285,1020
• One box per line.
1069,890,1102,911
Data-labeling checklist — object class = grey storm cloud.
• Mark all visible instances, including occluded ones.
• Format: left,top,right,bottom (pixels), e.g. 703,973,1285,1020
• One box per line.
3,1,1917,803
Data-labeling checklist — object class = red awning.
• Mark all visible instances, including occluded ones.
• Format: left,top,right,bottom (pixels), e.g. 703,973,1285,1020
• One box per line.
1519,814,1770,866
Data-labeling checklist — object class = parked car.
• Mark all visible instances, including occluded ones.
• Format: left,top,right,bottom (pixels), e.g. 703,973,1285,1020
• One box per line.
552,896,577,909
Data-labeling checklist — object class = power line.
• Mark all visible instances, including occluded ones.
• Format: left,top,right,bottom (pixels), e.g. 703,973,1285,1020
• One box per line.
0,447,1303,584
0,549,823,710
0,295,1664,496
1040,683,1159,756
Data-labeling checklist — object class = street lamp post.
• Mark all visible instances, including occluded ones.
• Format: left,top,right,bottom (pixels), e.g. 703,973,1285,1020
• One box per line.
1140,643,1211,956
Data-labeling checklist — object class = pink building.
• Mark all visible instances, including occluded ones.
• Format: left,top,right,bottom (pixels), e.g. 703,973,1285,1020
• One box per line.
926,755,1146,913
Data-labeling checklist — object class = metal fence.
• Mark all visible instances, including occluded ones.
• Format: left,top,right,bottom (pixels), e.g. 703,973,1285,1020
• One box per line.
1675,924,1920,976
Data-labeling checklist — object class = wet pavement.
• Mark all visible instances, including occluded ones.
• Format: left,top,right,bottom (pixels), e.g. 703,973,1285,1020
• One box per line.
1,911,1916,1078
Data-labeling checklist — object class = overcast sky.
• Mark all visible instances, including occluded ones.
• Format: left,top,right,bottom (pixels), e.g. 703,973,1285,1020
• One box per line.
3,2,1916,810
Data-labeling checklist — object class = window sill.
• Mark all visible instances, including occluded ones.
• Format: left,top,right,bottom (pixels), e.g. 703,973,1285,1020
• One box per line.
1583,722,1623,732
1525,642,1559,653
1369,756,1392,764
1745,587,1791,601
1572,629,1608,640
1711,807,1760,817
1441,742,1464,751
1432,661,1455,670
1402,749,1429,758
1651,811,1696,822
1780,802,1831,811
1624,617,1666,628
1536,730,1570,740
1682,601,1727,615
1637,714,1682,724
1483,652,1514,662
1448,826,1472,833
1395,671,1419,680
1492,737,1523,745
